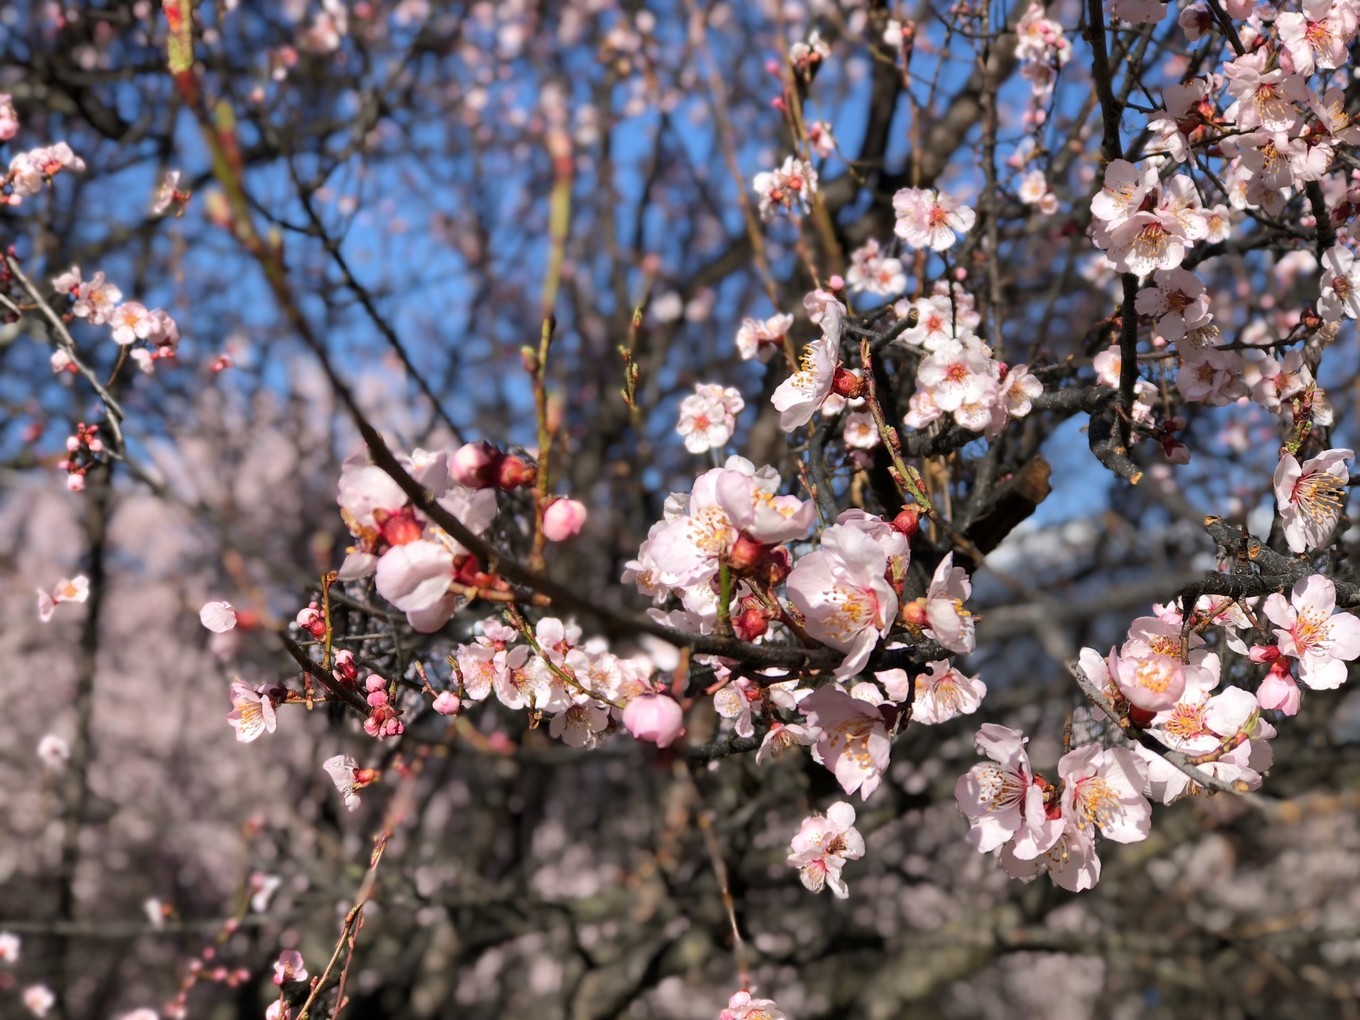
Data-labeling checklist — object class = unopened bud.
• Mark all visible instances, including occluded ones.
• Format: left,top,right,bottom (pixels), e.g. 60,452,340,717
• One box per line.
832,367,865,399
496,454,537,490
891,506,921,538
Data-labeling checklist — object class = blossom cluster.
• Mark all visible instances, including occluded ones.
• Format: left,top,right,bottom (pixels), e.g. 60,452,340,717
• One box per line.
52,266,181,373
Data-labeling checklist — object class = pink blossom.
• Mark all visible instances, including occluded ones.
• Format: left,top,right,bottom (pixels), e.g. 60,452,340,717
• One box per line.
734,313,793,363
771,330,839,431
787,524,897,678
265,1003,293,1020
846,238,906,297
920,552,976,655
273,949,308,985
893,186,976,250
1057,745,1151,843
1318,246,1360,322
199,600,238,633
715,469,814,545
1273,447,1352,553
543,497,588,542
621,693,685,747
752,156,817,220
787,801,865,898
432,690,461,715
375,540,454,613
110,301,154,345
720,990,786,1020
911,660,986,724
1000,823,1102,891
322,754,374,811
1222,51,1307,132
37,734,69,771
1256,663,1302,715
1090,159,1158,227
676,383,744,454
955,723,1064,857
37,574,89,622
0,931,18,963
1263,574,1360,689
23,985,55,1018
800,687,891,799
227,681,278,743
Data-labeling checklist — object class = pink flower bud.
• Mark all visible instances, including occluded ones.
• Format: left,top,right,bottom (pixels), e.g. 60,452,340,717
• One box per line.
622,693,684,748
199,600,238,633
542,498,588,542
432,691,461,715
450,441,502,488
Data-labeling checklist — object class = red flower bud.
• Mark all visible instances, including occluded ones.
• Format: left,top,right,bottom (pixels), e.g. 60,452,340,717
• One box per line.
832,366,864,399
891,506,921,538
496,455,537,490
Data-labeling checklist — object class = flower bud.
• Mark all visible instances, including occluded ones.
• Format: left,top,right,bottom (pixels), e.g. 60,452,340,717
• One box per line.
496,455,537,490
831,366,864,399
891,506,921,538
622,693,684,748
450,440,502,489
432,690,461,715
542,497,588,542
726,533,768,574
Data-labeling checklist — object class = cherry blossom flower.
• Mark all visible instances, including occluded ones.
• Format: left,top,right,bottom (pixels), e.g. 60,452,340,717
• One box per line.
955,723,1064,858
23,985,54,1017
1318,246,1360,322
915,552,976,655
37,734,69,771
374,540,455,615
677,383,744,454
37,574,89,622
198,600,238,633
911,660,986,724
846,238,906,297
0,931,20,963
1091,160,1159,228
227,680,278,743
110,301,154,345
720,990,786,1020
1273,448,1353,553
266,1002,293,1020
1057,745,1151,843
893,186,976,250
1256,660,1302,715
753,156,817,220
715,468,814,545
273,949,308,985
1137,687,1273,802
621,692,685,747
787,524,897,678
771,328,839,431
1000,823,1102,891
787,801,865,898
801,687,891,799
1263,574,1360,689
322,754,375,811
735,313,793,363
1222,51,1306,132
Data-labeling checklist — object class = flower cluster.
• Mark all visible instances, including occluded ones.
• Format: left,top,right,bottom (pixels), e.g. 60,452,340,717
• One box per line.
956,722,1151,891
52,267,181,372
752,156,817,220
